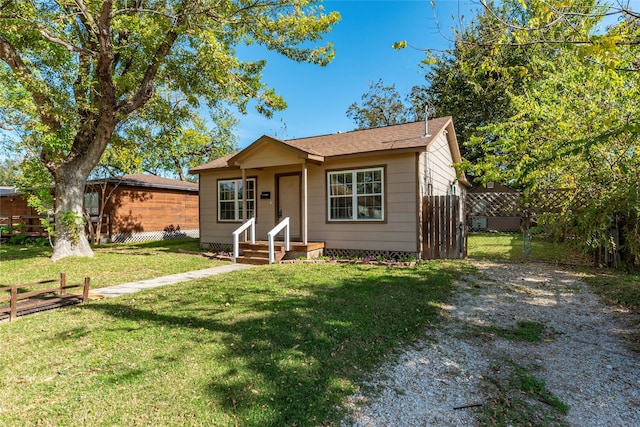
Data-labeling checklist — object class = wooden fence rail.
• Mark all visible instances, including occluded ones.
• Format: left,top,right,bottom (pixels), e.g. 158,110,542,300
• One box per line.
0,215,49,238
0,273,90,321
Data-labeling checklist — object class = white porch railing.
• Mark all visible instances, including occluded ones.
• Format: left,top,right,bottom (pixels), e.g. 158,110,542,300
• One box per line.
232,217,255,262
267,217,290,264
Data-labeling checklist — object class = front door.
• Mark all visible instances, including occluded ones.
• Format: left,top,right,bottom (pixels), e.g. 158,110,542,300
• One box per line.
277,174,301,240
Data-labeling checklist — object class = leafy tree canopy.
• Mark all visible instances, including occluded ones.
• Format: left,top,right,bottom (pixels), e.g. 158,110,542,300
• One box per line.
400,0,639,267
0,157,21,186
0,0,339,260
346,79,415,129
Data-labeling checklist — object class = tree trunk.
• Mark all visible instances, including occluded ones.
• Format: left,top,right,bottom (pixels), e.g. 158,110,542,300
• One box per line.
51,161,96,261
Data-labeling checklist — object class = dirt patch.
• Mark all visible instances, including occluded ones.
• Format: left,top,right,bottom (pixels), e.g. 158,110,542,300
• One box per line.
342,261,640,426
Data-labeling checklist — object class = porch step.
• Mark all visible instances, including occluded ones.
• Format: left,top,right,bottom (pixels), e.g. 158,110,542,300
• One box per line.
236,243,286,265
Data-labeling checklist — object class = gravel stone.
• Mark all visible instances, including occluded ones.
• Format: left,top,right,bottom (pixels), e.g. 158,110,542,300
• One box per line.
341,261,640,427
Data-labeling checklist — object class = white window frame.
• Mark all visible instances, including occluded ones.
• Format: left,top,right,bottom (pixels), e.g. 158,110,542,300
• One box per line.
327,167,384,222
217,178,256,222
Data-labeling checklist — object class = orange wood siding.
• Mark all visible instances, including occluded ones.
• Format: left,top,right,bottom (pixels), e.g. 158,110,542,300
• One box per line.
110,187,199,234
0,195,39,217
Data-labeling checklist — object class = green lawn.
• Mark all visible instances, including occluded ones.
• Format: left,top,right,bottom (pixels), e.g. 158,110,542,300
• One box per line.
0,261,471,426
583,271,640,315
467,232,590,264
0,238,220,289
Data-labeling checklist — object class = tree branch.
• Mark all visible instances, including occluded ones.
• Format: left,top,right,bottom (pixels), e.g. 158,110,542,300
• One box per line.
0,34,61,133
37,27,97,56
116,1,189,116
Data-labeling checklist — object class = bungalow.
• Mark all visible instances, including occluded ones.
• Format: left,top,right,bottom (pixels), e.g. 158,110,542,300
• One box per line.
190,117,471,263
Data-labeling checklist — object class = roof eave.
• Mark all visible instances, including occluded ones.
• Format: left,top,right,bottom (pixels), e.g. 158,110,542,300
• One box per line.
323,146,425,161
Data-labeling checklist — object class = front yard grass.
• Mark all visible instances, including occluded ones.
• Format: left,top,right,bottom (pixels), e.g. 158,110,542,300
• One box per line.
582,271,640,315
0,238,219,289
0,261,470,426
467,232,590,264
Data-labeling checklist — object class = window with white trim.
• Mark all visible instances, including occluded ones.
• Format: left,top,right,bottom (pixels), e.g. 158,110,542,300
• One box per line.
218,178,255,222
328,167,384,221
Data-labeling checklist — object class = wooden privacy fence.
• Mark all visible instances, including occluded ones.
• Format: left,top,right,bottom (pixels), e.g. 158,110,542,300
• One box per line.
423,195,465,259
0,273,90,322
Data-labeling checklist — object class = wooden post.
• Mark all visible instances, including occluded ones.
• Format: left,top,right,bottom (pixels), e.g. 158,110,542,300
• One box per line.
10,287,17,321
301,162,308,245
82,277,90,302
60,272,66,295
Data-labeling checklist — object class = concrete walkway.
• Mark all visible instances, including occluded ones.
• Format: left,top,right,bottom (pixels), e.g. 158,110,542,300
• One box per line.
90,263,255,298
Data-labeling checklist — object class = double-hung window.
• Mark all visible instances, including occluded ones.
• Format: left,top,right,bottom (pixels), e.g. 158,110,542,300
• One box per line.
327,167,384,221
218,178,255,222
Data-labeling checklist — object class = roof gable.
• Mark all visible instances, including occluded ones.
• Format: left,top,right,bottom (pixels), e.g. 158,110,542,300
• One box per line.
228,136,324,169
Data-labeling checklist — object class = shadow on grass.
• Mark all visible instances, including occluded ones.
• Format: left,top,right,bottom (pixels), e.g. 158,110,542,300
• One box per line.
82,263,470,426
0,244,52,261
93,237,202,255
0,238,202,262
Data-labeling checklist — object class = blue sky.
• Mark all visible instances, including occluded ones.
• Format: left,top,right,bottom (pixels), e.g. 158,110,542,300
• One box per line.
234,0,477,147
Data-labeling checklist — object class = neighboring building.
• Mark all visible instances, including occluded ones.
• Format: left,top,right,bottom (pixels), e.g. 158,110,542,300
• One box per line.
190,117,471,261
467,182,522,232
0,174,199,243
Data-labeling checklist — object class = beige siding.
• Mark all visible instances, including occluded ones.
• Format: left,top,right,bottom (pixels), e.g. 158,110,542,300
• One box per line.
199,165,303,246
420,130,467,223
428,131,457,195
198,152,420,252
306,154,419,252
239,144,303,169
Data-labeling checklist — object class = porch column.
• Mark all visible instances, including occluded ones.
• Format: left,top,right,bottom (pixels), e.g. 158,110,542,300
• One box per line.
241,168,247,222
301,162,308,244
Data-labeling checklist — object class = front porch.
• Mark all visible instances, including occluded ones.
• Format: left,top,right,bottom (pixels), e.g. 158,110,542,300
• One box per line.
236,241,325,265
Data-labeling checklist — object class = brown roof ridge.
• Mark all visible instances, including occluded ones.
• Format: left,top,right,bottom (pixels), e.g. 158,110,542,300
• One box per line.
283,118,450,142
98,173,198,190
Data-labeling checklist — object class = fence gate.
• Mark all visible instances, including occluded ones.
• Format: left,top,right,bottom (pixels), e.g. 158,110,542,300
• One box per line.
422,195,465,259
466,189,606,266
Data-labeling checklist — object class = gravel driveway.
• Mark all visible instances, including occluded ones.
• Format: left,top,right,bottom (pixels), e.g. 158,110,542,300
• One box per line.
342,261,640,426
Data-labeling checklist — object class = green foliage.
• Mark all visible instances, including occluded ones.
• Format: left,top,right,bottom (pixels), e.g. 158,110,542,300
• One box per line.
468,49,640,266
422,0,640,267
0,1,340,258
14,160,55,241
111,93,239,180
410,1,532,164
0,158,21,185
58,210,85,245
346,78,412,129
